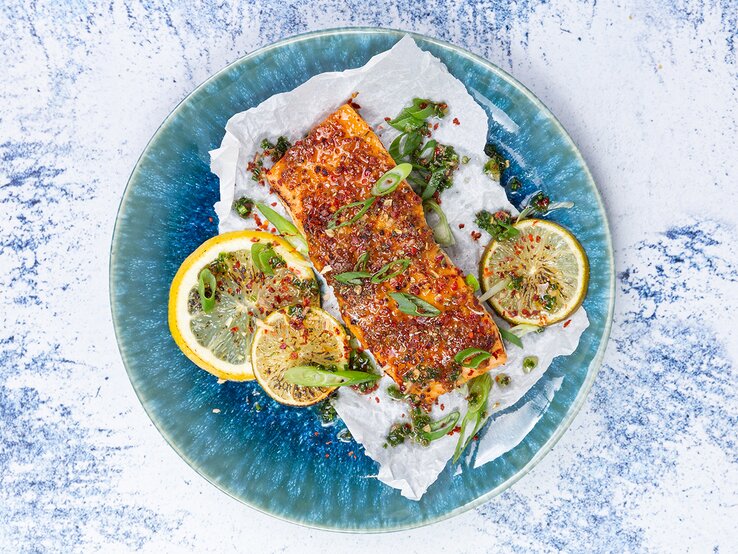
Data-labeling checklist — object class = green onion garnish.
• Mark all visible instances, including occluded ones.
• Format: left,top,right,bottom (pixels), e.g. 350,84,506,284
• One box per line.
389,292,441,317
453,373,492,462
354,251,369,272
197,268,217,313
370,163,412,196
327,197,376,230
421,170,445,200
250,243,281,276
255,202,308,255
454,348,492,368
478,277,511,303
465,274,480,292
416,139,437,164
498,327,523,348
423,200,455,247
233,196,254,219
389,132,424,161
333,271,372,285
417,410,460,442
371,258,411,284
284,365,381,387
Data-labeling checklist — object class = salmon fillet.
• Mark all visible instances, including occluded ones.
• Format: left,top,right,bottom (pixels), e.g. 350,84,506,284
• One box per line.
266,104,506,405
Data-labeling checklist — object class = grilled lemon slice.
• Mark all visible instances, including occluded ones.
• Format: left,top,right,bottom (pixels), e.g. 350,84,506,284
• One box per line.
480,218,589,326
250,306,350,406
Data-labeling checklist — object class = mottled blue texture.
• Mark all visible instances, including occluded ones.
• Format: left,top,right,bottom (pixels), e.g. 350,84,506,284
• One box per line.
2,0,737,551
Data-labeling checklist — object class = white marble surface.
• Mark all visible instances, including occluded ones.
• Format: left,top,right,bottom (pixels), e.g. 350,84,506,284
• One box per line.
1,1,736,551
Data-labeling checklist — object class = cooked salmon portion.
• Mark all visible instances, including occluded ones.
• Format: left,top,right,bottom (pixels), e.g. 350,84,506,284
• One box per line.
266,104,506,405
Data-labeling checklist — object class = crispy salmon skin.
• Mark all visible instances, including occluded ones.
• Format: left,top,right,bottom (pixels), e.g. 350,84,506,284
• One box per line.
266,104,506,405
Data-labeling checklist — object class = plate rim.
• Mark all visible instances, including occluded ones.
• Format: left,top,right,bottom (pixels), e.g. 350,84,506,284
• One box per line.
109,26,615,533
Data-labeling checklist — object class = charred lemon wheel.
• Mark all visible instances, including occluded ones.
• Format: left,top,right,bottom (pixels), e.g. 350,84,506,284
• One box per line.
250,306,350,406
480,218,589,326
168,231,319,381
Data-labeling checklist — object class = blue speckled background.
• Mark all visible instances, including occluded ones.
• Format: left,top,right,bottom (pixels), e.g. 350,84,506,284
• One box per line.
1,1,736,551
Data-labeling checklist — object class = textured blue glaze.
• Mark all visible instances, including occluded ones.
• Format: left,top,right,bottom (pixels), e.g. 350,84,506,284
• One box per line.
110,29,613,531
2,1,737,551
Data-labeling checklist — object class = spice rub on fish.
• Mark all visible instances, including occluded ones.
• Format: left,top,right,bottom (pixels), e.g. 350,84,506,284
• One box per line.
266,104,506,405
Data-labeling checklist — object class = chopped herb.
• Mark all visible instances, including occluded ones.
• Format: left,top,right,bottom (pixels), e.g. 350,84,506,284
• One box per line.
348,349,379,393
523,356,538,373
475,210,520,241
318,401,337,424
495,373,511,387
233,196,254,218
260,136,292,162
483,143,509,181
508,177,522,191
251,243,284,275
517,190,575,221
461,155,470,164
385,407,459,448
337,428,353,442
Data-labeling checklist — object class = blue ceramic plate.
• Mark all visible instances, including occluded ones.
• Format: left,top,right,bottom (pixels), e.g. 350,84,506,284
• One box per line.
111,28,614,532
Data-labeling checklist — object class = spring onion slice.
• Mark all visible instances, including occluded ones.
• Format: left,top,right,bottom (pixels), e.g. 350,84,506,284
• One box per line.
250,243,276,276
371,258,411,283
354,251,369,272
454,348,492,368
465,274,480,292
389,292,441,317
255,203,308,255
421,170,445,200
417,410,460,442
327,197,376,230
284,366,380,387
453,374,492,462
510,324,541,337
333,271,372,285
197,268,217,313
416,139,437,164
499,327,523,348
423,200,455,246
370,163,412,196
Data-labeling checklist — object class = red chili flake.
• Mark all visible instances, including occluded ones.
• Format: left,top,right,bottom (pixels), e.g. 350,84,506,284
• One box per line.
384,117,391,122
433,122,439,130
529,234,534,242
473,435,479,441
325,441,332,445
452,117,460,125
536,235,542,243
234,260,240,269
314,431,319,436
375,397,380,404
449,425,462,435
208,217,213,222
564,319,572,328
458,223,465,229
325,454,330,458
471,231,482,241
279,343,287,350
254,214,263,227
348,451,354,457
230,326,239,333
271,202,277,207
290,352,298,359
440,403,445,411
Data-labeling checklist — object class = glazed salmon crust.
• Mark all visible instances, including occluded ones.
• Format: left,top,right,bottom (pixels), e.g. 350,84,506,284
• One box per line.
267,104,506,405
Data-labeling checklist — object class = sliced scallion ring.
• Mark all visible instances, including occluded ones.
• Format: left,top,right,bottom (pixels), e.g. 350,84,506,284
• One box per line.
423,200,455,247
327,197,377,230
370,163,412,196
333,271,372,285
453,348,492,368
255,202,308,255
371,258,411,283
250,243,280,276
197,268,217,313
416,139,437,164
389,292,441,317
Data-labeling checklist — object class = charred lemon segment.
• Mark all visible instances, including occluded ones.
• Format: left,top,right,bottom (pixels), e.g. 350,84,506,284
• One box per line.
480,218,589,326
250,306,351,406
168,231,319,381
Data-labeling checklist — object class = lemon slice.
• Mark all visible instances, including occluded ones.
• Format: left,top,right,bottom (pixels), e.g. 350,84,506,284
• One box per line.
250,306,350,406
168,231,319,381
480,218,589,326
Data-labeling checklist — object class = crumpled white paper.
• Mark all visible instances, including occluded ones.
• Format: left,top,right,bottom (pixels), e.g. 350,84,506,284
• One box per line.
210,36,588,500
